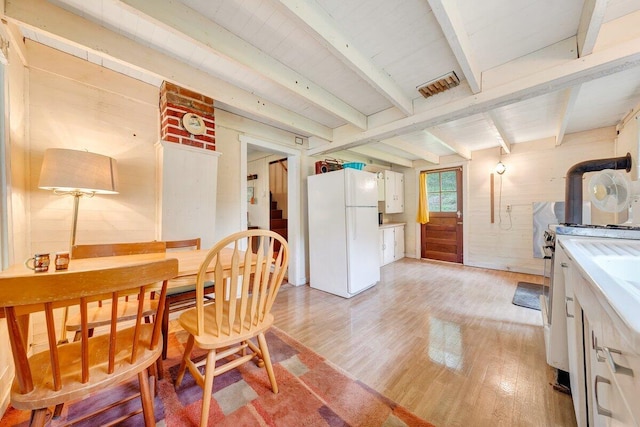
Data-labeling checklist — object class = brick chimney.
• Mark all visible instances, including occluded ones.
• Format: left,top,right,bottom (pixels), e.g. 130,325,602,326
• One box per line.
159,82,215,151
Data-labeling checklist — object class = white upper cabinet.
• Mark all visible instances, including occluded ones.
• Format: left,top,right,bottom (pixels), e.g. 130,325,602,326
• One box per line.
379,170,404,213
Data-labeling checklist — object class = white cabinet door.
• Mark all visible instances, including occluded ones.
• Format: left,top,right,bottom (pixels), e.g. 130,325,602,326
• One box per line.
563,249,589,427
587,317,636,427
383,171,405,213
394,225,405,260
600,320,640,425
377,173,385,202
382,228,395,265
384,172,395,212
394,173,404,213
380,225,404,265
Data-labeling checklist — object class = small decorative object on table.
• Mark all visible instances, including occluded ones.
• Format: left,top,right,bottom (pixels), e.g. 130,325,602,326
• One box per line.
24,253,50,273
55,252,70,270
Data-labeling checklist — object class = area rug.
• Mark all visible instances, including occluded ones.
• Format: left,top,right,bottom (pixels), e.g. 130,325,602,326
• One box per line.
512,281,543,310
2,327,434,427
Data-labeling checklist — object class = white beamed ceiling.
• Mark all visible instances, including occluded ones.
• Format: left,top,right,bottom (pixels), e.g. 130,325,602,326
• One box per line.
5,0,640,165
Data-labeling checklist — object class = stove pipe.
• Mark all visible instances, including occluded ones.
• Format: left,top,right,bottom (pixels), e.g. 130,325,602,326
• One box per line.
565,153,632,225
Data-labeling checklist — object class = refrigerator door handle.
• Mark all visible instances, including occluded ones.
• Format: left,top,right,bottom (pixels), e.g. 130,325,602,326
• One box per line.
347,170,355,207
351,209,357,240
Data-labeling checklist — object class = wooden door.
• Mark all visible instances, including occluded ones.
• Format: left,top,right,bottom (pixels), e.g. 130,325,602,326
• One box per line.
421,168,463,263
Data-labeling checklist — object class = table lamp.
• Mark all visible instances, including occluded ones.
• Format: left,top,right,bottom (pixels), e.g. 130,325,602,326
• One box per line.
39,148,118,344
39,148,119,248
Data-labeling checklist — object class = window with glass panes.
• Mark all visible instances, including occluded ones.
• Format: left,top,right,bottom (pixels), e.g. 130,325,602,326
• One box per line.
426,170,458,212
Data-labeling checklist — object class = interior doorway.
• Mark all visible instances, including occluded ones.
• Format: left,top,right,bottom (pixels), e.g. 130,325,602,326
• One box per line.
420,167,463,263
269,159,288,248
241,134,303,286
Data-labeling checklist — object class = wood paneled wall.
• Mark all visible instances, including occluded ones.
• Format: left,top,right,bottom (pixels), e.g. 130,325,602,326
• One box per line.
269,159,288,218
617,111,639,180
27,43,159,253
0,29,28,417
404,128,618,274
466,130,616,274
247,156,270,229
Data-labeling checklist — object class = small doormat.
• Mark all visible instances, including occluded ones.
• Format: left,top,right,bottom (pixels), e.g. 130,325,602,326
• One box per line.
512,282,543,311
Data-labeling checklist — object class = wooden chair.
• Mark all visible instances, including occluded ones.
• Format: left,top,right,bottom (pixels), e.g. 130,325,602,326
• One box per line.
175,229,289,427
70,241,167,259
0,258,178,426
162,238,215,359
64,241,167,342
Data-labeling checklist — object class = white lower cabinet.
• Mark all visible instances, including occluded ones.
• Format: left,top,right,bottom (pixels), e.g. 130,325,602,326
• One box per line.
561,246,588,427
379,224,404,266
581,286,637,427
586,317,635,427
560,240,639,427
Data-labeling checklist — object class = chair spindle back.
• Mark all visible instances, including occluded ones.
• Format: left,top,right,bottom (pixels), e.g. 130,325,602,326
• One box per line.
195,229,288,336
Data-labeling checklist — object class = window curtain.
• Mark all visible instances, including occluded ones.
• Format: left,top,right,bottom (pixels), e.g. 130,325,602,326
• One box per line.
417,171,430,224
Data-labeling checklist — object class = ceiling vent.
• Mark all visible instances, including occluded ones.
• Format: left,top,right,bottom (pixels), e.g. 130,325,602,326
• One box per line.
417,71,460,98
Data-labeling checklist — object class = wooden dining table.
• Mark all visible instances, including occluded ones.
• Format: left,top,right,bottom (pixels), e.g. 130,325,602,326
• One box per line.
0,248,243,347
0,248,235,284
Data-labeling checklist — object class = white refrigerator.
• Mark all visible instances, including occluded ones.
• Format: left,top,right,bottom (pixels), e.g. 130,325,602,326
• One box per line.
308,168,380,298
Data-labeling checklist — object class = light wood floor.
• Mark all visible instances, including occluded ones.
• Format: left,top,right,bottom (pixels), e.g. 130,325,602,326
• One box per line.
271,258,577,427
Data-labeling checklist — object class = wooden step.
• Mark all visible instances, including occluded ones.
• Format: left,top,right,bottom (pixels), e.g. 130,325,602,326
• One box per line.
271,209,282,219
270,218,287,229
272,228,288,239
270,201,278,210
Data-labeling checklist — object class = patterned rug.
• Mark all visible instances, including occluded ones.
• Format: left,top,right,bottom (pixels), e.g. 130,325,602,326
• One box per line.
2,327,434,426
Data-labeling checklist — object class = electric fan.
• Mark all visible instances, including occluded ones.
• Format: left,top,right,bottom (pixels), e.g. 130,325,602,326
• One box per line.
588,169,631,213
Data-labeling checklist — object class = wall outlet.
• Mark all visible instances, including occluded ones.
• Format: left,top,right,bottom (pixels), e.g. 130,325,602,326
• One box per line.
506,204,512,212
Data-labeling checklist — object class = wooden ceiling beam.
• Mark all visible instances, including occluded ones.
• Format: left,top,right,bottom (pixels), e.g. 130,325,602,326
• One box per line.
556,85,582,146
348,146,414,168
5,0,333,140
276,0,414,116
427,0,481,93
424,130,472,160
308,34,640,156
380,137,440,164
577,0,608,57
119,0,367,130
485,111,512,154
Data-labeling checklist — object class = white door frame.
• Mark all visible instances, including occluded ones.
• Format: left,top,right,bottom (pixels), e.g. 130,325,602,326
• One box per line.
239,135,305,286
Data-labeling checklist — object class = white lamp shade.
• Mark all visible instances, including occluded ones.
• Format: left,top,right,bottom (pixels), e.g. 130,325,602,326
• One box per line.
39,148,119,194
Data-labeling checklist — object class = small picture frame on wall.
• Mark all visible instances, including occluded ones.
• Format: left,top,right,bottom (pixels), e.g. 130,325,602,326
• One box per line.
182,113,207,135
247,186,255,204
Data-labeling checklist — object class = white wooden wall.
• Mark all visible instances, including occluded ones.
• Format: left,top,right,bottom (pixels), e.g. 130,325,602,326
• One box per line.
247,156,270,230
404,128,618,275
616,109,639,180
28,45,158,252
214,110,306,271
0,29,28,418
157,141,220,249
466,130,616,274
12,44,159,367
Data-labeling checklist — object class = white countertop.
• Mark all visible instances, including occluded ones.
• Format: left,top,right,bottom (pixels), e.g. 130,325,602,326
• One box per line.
560,237,640,352
379,222,405,229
